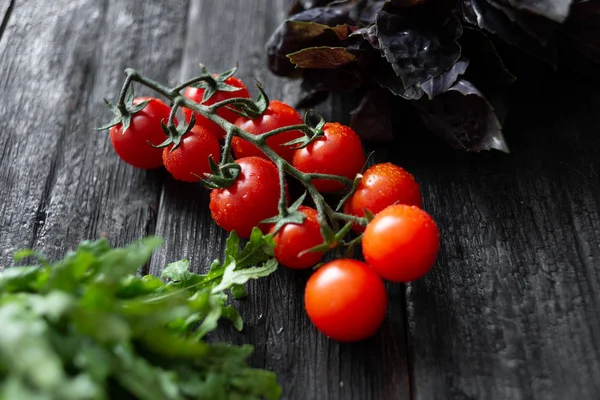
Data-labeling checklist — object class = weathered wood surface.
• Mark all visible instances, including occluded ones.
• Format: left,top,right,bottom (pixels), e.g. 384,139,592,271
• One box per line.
0,1,599,399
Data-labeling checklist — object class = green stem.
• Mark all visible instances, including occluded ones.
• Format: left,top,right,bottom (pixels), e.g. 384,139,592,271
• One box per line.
220,126,235,166
276,159,288,216
171,75,212,94
209,97,259,113
305,173,353,187
331,212,367,226
167,97,182,128
126,68,175,98
117,68,369,257
116,73,134,113
256,124,310,141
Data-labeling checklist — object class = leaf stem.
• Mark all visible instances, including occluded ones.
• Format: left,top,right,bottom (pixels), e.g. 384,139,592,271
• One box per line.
115,68,366,256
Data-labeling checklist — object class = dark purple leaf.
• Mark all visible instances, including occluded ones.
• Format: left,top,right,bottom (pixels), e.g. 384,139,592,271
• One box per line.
487,0,560,44
301,63,365,93
498,0,572,23
350,89,394,142
561,1,600,67
415,79,509,152
420,58,470,99
350,24,379,49
295,90,330,110
390,0,429,6
287,46,357,69
460,27,516,93
376,3,463,88
460,0,557,64
371,56,425,100
358,1,386,24
266,7,355,76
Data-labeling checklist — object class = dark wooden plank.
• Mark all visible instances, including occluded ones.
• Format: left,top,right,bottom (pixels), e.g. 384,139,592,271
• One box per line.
0,0,189,266
0,0,13,40
146,1,411,399
392,80,600,399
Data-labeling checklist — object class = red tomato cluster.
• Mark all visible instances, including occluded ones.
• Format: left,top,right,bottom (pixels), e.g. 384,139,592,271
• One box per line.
106,73,441,343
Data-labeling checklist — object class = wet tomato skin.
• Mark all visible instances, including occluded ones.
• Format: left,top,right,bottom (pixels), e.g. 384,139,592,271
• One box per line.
270,206,324,269
362,204,440,282
209,157,284,238
183,76,250,139
232,100,303,163
162,125,221,182
344,163,422,232
292,122,366,193
109,97,172,169
304,259,388,342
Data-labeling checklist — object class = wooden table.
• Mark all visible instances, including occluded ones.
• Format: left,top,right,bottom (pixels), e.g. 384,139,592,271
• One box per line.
1,1,599,399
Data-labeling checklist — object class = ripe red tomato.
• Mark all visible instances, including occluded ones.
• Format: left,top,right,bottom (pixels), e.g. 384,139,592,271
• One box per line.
183,76,250,140
270,206,324,269
162,125,221,182
304,259,388,342
344,163,422,232
232,100,303,163
362,204,440,282
292,122,365,193
109,97,171,169
209,157,283,238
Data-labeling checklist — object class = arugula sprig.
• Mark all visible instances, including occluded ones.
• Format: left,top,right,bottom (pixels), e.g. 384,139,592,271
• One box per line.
0,229,280,400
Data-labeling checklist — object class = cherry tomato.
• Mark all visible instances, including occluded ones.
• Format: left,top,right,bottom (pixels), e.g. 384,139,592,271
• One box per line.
162,125,221,182
232,100,303,163
183,76,250,140
304,259,388,342
344,163,422,232
362,204,440,282
209,157,283,238
292,122,365,193
109,97,171,169
270,206,324,269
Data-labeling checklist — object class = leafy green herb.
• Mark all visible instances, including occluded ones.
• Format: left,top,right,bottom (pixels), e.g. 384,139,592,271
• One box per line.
0,229,280,400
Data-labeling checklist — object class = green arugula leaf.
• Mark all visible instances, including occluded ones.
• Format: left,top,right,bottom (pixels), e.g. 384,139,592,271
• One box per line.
0,232,281,399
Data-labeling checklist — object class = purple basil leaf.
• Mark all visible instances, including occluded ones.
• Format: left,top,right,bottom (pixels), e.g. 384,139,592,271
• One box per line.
371,56,424,100
266,7,355,76
358,1,386,24
390,0,430,6
487,0,560,44
351,24,379,49
560,1,600,67
349,89,394,142
415,79,509,152
287,46,357,69
301,63,365,93
495,0,572,23
460,27,516,93
376,3,463,88
460,0,557,64
420,58,470,100
295,90,330,110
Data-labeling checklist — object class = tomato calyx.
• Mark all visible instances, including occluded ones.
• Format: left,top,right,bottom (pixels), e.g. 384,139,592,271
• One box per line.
302,219,353,258
151,114,197,152
227,82,270,119
201,156,242,189
261,191,308,235
282,110,326,149
96,87,150,133
192,65,244,102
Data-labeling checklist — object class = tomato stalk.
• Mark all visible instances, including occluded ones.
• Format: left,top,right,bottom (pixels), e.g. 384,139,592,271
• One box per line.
112,68,369,252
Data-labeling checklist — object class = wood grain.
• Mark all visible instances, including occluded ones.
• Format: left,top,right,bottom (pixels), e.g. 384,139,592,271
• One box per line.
0,0,188,266
146,1,411,399
386,80,600,399
0,1,599,399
